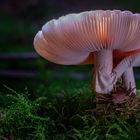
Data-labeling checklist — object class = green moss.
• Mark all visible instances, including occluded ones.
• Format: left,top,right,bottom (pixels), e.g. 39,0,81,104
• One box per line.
0,84,140,139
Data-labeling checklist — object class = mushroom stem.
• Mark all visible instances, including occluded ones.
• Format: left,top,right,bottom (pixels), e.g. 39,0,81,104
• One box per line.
114,52,140,78
93,49,114,94
122,67,136,95
93,51,140,94
112,52,140,94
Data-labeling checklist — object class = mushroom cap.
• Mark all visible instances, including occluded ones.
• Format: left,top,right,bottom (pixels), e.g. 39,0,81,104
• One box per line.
34,10,140,65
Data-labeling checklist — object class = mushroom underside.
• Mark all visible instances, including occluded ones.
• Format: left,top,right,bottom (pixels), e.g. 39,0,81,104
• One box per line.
93,49,140,94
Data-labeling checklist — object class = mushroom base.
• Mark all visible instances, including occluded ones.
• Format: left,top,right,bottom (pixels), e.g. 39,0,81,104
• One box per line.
94,84,139,117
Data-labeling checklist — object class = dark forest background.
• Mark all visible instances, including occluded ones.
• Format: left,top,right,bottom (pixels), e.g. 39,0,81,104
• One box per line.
0,0,140,91
1,0,140,53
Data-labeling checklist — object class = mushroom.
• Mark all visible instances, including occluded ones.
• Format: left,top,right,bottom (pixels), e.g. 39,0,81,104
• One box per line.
113,51,137,95
34,10,140,94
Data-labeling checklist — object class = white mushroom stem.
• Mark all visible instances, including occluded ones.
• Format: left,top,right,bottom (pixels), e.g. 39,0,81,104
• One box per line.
93,49,114,94
93,50,140,94
113,52,140,93
114,52,140,78
122,67,136,95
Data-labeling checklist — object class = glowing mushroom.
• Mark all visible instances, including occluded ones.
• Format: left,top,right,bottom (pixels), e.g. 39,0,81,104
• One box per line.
34,10,140,94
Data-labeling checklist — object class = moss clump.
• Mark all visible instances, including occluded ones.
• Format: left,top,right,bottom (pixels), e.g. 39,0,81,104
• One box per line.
0,85,140,140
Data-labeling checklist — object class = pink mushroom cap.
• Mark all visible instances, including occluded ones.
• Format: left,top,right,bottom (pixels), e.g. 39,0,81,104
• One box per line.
34,10,140,65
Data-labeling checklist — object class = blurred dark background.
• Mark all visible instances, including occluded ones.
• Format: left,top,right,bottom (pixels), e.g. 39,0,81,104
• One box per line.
0,0,140,93
1,0,140,53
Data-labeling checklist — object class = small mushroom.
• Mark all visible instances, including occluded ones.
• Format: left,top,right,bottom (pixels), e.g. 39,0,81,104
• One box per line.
113,51,137,95
34,10,140,94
